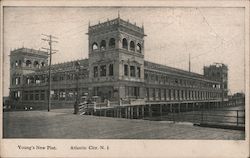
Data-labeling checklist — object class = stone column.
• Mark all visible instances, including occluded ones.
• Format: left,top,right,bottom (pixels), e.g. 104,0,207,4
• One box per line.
178,103,181,113
128,62,131,79
128,106,131,119
114,108,117,117
104,110,107,117
125,107,128,118
120,108,122,118
141,105,145,118
159,104,163,120
131,106,134,119
149,104,152,117
136,106,139,118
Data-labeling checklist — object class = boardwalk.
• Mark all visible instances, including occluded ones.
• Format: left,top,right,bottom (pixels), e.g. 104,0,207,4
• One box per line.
3,110,244,139
146,106,245,126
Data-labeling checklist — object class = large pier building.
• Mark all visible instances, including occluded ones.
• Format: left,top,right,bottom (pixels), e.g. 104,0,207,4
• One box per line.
9,17,228,110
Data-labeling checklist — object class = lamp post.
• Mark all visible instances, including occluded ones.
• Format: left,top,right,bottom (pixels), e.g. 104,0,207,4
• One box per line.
74,61,80,114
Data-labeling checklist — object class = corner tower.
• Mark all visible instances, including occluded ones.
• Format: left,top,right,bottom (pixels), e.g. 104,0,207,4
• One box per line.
88,16,146,101
9,48,48,108
204,63,228,102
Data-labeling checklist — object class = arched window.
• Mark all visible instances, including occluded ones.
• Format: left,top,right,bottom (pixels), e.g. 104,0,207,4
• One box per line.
26,60,32,67
130,41,135,51
15,61,18,67
109,64,113,76
26,77,31,84
122,38,128,49
136,43,142,53
109,38,115,48
35,75,40,84
34,61,39,68
41,62,45,67
100,40,106,51
18,60,22,67
30,76,34,84
92,42,98,51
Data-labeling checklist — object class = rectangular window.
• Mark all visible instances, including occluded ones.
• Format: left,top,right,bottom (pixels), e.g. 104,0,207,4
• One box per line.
35,91,39,100
94,66,98,77
166,89,169,100
169,89,171,100
151,74,154,81
100,65,106,77
40,90,45,100
59,75,64,81
13,91,20,100
135,87,139,97
155,88,159,100
54,90,59,100
161,76,165,84
164,89,167,100
145,73,148,81
183,90,186,100
146,88,149,100
137,67,141,78
67,90,74,101
175,79,178,85
149,88,154,101
24,91,28,100
30,91,34,100
66,74,71,80
52,76,57,81
129,87,134,96
109,64,113,76
161,89,165,100
165,77,168,84
41,76,45,83
124,64,128,76
125,86,129,97
155,75,158,82
173,89,176,100
127,87,140,97
35,78,40,84
130,66,135,77
177,90,180,100
15,77,20,85
59,90,66,100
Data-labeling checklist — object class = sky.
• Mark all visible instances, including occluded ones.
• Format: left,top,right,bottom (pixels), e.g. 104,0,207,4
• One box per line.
3,7,245,96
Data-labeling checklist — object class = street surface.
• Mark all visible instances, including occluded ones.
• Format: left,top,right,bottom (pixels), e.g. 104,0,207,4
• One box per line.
3,109,245,139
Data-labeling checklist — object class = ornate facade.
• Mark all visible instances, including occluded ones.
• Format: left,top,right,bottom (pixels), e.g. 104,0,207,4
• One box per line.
9,17,228,110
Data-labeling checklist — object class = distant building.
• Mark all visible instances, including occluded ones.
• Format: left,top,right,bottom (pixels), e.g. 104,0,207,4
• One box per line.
9,17,228,110
3,96,10,109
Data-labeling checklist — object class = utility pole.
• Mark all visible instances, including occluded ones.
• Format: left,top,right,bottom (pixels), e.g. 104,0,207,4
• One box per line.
188,53,191,72
74,61,81,114
41,34,58,112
